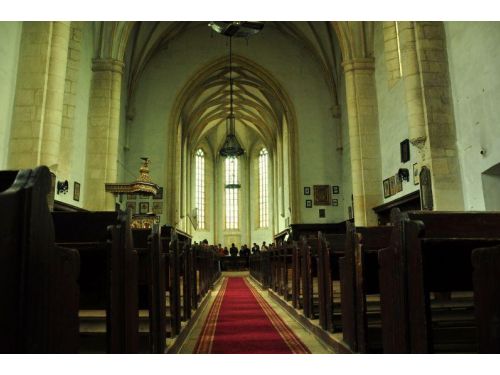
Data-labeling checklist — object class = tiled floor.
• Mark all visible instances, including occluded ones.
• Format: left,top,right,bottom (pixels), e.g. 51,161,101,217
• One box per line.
177,271,335,354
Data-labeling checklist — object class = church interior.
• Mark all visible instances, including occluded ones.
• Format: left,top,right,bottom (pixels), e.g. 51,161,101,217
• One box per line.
1,13,500,362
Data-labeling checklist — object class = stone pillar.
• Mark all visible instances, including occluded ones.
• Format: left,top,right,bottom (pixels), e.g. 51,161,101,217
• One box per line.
399,21,427,147
343,58,382,226
8,21,71,170
59,23,83,178
84,58,124,211
400,21,464,210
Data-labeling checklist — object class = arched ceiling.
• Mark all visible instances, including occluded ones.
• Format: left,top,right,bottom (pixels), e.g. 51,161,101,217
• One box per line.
182,59,284,145
124,21,342,114
121,21,344,154
174,55,291,153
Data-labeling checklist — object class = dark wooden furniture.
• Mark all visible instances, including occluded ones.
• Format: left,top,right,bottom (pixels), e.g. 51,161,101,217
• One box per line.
472,245,500,353
379,209,500,353
339,221,392,353
0,166,79,353
373,190,420,225
220,256,249,271
52,210,139,353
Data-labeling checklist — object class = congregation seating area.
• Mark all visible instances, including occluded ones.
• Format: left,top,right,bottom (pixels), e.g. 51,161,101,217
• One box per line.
2,165,500,354
249,211,500,353
0,166,220,353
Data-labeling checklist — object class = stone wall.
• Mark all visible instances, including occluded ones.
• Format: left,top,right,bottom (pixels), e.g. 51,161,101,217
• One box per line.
0,22,22,169
445,21,500,210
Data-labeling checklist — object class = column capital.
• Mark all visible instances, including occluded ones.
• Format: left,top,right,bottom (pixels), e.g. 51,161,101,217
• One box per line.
342,58,375,73
92,58,124,74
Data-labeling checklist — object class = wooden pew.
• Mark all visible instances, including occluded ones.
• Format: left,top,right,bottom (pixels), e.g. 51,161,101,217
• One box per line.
52,210,139,353
0,166,79,353
160,226,191,337
339,221,392,353
471,244,500,353
269,246,280,293
220,256,248,271
379,209,500,353
292,242,301,309
298,232,345,332
323,233,346,333
316,233,333,332
280,241,296,302
165,229,182,336
147,224,167,353
299,236,313,319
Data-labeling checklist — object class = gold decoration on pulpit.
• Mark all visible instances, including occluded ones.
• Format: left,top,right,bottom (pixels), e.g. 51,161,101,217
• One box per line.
105,158,161,228
130,213,159,229
105,157,160,195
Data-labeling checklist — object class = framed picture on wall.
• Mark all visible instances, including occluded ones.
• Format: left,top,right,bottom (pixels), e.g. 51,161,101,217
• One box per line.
304,187,311,195
305,199,312,208
332,199,338,206
383,178,390,198
389,176,396,196
413,163,420,185
139,202,149,214
313,185,331,206
400,139,410,163
332,185,339,194
319,209,326,218
73,182,80,202
395,174,403,193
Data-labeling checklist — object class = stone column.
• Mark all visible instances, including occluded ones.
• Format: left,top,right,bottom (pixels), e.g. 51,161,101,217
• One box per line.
59,23,83,178
84,58,124,211
8,21,70,170
343,58,382,226
400,21,464,210
399,21,427,147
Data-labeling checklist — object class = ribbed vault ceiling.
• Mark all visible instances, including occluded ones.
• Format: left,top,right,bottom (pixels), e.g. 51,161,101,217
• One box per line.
125,21,342,150
182,59,284,148
126,21,341,106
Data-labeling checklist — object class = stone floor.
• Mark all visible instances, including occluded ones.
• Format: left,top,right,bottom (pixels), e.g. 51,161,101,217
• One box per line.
176,271,335,354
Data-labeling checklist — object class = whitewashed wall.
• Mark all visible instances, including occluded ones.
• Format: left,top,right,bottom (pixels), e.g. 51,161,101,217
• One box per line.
0,22,22,170
445,21,500,210
373,22,420,206
125,24,344,233
53,22,93,208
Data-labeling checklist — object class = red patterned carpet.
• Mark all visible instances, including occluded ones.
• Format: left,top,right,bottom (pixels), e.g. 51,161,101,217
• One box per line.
194,277,310,354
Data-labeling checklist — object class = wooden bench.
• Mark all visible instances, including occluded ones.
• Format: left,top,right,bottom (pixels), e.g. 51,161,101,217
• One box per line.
339,221,392,353
0,166,80,353
323,233,346,332
249,251,271,289
131,226,169,352
379,209,500,353
221,256,249,271
472,244,500,353
52,210,139,353
297,232,345,331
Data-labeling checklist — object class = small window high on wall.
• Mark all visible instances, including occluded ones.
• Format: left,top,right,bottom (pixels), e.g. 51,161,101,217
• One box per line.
195,149,205,229
259,148,269,228
225,157,239,229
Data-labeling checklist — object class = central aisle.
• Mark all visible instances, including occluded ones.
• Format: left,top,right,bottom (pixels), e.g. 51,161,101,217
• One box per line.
193,277,310,354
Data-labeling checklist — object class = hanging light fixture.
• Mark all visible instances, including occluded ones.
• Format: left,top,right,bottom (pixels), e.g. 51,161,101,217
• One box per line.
219,35,245,158
208,22,264,159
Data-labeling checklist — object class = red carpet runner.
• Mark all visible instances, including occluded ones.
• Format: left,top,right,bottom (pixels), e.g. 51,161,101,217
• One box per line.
194,277,310,354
